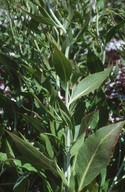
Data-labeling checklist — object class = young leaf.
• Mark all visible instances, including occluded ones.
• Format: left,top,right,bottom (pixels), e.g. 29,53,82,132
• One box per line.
72,121,125,191
0,152,7,162
52,45,72,83
69,67,111,105
78,111,94,138
22,163,37,172
40,134,54,158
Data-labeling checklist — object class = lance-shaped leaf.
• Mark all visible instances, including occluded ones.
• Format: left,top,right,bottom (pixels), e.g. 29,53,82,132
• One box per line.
52,45,72,83
20,7,57,27
69,67,111,105
106,19,125,43
72,121,125,191
7,132,67,186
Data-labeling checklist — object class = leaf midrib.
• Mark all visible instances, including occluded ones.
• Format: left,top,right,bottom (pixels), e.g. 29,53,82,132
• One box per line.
70,78,101,105
11,134,57,174
78,126,119,191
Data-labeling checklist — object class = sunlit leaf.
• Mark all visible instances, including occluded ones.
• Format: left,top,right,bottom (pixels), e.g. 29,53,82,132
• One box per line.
22,163,37,172
72,121,125,191
69,67,111,105
0,152,7,162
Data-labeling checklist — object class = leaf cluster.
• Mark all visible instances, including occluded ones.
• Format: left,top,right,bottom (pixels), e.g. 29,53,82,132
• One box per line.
0,0,125,192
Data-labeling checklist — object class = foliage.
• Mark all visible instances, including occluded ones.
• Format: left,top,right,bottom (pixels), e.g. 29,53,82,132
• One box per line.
0,0,125,191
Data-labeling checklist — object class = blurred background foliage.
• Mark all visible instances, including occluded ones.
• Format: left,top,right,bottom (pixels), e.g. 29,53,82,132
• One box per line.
0,0,125,191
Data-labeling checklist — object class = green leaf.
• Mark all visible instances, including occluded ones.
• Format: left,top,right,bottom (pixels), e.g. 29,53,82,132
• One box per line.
106,20,125,42
13,159,22,168
87,49,104,73
22,163,37,172
31,15,56,26
20,63,45,84
0,53,20,89
32,93,56,120
78,111,94,138
0,152,7,162
5,140,16,167
89,110,99,130
71,112,94,156
70,135,84,158
57,97,72,128
7,132,67,185
72,121,125,191
0,52,19,71
52,45,72,83
20,7,57,27
97,0,105,10
23,115,45,132
6,140,15,159
40,134,54,158
69,67,111,105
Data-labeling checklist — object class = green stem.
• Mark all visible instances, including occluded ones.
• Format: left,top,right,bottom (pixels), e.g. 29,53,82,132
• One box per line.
56,75,61,98
95,0,106,66
34,40,41,52
65,82,69,109
102,42,106,65
96,11,99,37
95,0,99,37
65,128,71,186
65,34,70,59
64,32,71,188
65,82,71,188
7,2,15,42
47,0,66,34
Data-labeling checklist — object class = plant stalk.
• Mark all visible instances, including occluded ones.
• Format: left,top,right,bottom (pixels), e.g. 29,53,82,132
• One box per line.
47,0,66,34
65,129,71,186
64,32,71,189
95,0,99,37
65,82,71,188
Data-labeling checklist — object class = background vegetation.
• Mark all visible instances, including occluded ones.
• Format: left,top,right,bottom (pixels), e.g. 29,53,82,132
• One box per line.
0,0,125,191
